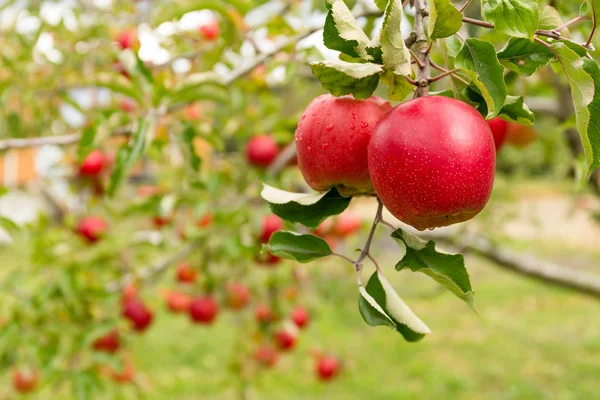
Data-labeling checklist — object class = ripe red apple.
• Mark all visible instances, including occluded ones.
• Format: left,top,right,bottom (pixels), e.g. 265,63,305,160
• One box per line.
486,117,508,151
79,149,106,177
274,329,297,351
189,296,219,324
176,262,197,283
108,356,135,384
199,20,219,41
255,303,274,323
197,213,213,228
77,216,108,243
12,368,38,393
120,99,136,113
259,215,284,243
153,215,171,228
164,291,191,313
92,329,120,353
506,122,538,148
331,212,361,237
122,298,154,332
295,94,392,196
313,218,334,237
368,96,495,230
226,282,251,310
316,356,340,381
254,345,278,367
246,135,279,168
116,29,139,51
121,283,137,304
291,306,310,329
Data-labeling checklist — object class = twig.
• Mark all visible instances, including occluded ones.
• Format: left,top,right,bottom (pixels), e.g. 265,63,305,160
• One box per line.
430,61,469,86
333,252,356,264
413,0,431,97
266,142,297,176
354,199,384,272
586,2,597,48
409,49,424,69
104,239,202,293
428,68,460,83
462,17,562,40
556,15,587,32
459,0,473,13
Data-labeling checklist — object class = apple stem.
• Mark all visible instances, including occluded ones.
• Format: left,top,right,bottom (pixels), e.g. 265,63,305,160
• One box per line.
413,0,431,97
353,199,384,274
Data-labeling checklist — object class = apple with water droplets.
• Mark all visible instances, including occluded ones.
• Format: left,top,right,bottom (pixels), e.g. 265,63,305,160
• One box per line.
368,96,495,230
295,94,391,196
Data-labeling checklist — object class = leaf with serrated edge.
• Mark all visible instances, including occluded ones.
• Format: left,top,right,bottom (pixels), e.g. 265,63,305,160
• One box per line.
582,58,600,172
310,60,382,99
325,0,373,60
393,229,476,311
551,43,595,173
456,38,507,118
497,38,554,76
481,0,540,39
261,184,351,229
381,70,415,101
498,95,535,125
268,231,333,263
428,0,463,40
380,0,412,75
359,271,430,342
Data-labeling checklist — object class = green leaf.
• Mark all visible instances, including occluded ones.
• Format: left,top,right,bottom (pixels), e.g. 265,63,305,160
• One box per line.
0,187,8,198
73,371,98,400
267,231,333,263
373,0,388,11
498,95,535,125
358,271,431,342
551,43,596,174
108,117,156,196
428,0,463,40
310,60,382,99
261,184,351,229
0,215,19,236
497,37,554,76
481,0,540,39
539,6,569,36
392,229,476,311
381,69,415,101
455,38,507,118
582,58,600,172
77,125,97,162
166,72,228,106
323,0,374,60
380,0,412,75
182,123,201,172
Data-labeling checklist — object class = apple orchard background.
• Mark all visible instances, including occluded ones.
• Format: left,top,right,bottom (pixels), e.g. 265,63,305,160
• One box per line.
1,0,600,399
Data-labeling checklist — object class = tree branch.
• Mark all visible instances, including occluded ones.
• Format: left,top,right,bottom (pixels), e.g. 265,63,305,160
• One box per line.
413,0,431,96
462,17,562,40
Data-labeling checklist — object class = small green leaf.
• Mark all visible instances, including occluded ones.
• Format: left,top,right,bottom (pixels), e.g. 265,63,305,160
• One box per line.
539,6,569,36
551,43,596,174
77,125,97,162
268,231,333,263
323,0,374,60
498,95,535,125
261,184,351,229
166,72,228,106
392,229,476,311
497,37,554,76
455,38,507,118
582,58,600,173
182,123,201,172
428,0,463,40
108,117,156,196
310,60,382,99
481,0,540,39
358,271,431,342
381,69,415,101
380,0,412,75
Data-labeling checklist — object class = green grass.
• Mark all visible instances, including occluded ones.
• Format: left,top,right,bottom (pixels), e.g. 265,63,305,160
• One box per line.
109,249,600,400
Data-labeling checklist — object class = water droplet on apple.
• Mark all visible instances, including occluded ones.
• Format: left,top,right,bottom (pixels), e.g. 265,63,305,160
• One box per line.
326,124,334,132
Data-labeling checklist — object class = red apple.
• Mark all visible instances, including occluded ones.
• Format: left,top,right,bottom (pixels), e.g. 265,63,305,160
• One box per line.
274,329,297,351
331,212,361,237
313,218,334,237
164,291,191,313
295,94,391,196
176,262,197,283
189,296,219,324
122,298,154,332
120,99,136,113
226,282,251,310
255,303,274,323
12,368,38,393
79,149,106,177
246,135,279,168
77,216,108,243
197,213,213,228
199,20,219,41
116,29,139,51
153,215,171,228
108,356,135,384
259,215,284,243
291,306,310,329
254,345,278,367
316,356,340,381
486,117,508,151
506,122,538,148
92,329,120,353
122,283,137,304
368,96,495,230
